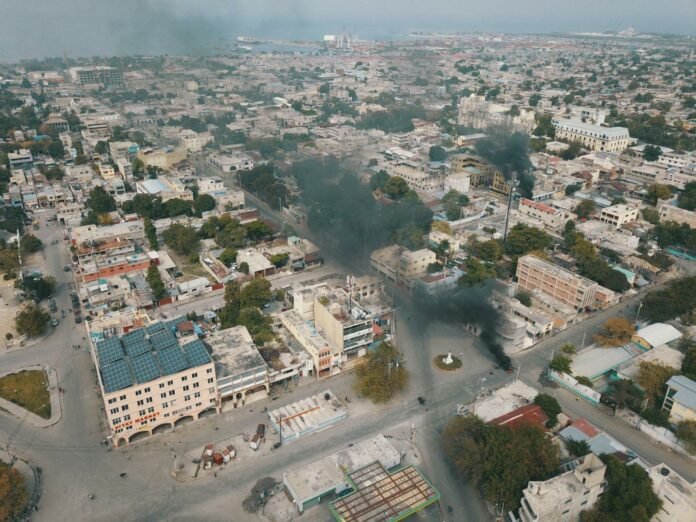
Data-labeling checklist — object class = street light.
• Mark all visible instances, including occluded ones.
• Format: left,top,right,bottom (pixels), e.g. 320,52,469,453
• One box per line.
635,300,643,325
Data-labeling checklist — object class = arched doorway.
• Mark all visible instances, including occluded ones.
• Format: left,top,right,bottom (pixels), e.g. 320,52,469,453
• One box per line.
128,431,150,444
152,422,173,435
174,415,194,427
116,437,127,448
198,407,217,420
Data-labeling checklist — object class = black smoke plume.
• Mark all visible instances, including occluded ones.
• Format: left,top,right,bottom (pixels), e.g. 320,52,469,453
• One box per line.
475,132,535,199
288,157,511,369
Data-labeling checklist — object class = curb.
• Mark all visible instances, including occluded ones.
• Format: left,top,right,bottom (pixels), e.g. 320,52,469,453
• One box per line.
0,365,63,428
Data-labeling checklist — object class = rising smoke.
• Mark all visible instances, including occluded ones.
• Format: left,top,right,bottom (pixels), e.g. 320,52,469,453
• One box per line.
475,132,535,199
291,157,511,369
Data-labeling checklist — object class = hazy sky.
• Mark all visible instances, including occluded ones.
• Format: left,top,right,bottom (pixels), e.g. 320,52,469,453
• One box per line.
1,0,694,61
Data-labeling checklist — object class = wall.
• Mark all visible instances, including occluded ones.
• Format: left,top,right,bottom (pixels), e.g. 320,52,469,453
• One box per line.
548,370,601,404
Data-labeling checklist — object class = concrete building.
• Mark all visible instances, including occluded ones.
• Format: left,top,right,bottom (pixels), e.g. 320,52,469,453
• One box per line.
207,152,255,173
662,375,696,424
490,171,512,202
136,147,187,171
370,245,436,289
178,129,213,152
458,94,535,133
647,463,696,522
511,453,606,522
69,66,124,87
516,255,598,311
206,326,269,409
92,317,218,447
518,198,567,231
383,160,445,193
567,106,608,125
269,390,347,444
599,204,639,229
659,204,696,229
8,149,33,169
553,119,632,152
280,309,334,378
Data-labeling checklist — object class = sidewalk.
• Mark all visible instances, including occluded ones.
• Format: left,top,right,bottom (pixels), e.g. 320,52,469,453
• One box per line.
0,447,40,514
0,365,62,428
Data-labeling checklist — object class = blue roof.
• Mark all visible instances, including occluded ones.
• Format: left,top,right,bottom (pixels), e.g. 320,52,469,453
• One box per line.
96,317,208,393
101,359,134,393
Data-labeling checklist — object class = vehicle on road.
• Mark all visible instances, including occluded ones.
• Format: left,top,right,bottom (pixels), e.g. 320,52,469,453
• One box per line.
49,299,57,312
63,265,71,272
50,318,59,327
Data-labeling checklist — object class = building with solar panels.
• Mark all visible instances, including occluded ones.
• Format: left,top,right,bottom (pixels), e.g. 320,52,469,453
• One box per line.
92,316,218,447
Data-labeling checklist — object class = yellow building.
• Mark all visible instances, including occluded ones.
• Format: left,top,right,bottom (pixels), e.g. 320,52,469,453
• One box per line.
489,171,512,202
662,375,696,424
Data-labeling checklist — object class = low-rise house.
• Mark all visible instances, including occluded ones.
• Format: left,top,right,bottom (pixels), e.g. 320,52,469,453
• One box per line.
662,375,696,424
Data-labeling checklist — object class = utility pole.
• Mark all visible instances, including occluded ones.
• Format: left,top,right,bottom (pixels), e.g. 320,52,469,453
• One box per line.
635,300,643,324
502,172,517,243
581,329,587,350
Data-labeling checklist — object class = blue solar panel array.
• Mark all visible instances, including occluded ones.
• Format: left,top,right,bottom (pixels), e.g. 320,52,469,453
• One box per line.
97,317,209,394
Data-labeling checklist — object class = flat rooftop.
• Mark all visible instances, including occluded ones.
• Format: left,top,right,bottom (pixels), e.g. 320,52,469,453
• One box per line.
268,390,346,441
206,326,266,378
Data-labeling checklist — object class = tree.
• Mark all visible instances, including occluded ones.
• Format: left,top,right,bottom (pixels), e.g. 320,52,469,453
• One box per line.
458,257,495,287
681,345,696,381
219,281,241,327
505,224,552,257
429,145,447,162
561,343,576,355
641,207,660,224
441,416,559,510
549,354,572,374
442,189,469,221
636,361,676,405
44,165,64,180
17,275,55,302
678,182,696,211
0,464,28,521
218,248,237,267
239,261,250,274
237,307,274,345
581,455,661,522
575,376,594,388
575,199,595,219
534,393,562,427
86,186,116,214
515,292,532,306
560,141,582,160
270,253,289,268
354,342,409,403
95,140,108,155
566,438,591,457
383,176,410,199
643,145,662,162
594,317,635,346
144,217,158,249
240,278,272,309
193,194,216,215
164,198,192,218
146,264,166,301
529,93,541,107
647,183,671,205
370,170,390,191
20,77,31,88
676,420,696,455
474,239,503,263
15,304,51,337
20,234,43,254
162,224,200,256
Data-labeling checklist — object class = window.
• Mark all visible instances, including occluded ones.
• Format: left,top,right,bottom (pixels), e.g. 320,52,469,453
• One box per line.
206,368,213,374
110,407,119,414
580,500,588,506
121,405,129,411
144,387,151,393
183,385,190,391
164,413,170,418
562,510,569,515
135,390,142,396
193,382,200,388
147,407,155,413
168,390,175,396
112,418,121,425
159,383,165,389
209,388,215,394
207,378,214,384
160,393,167,399
184,395,191,402
162,402,168,409
146,397,153,404
123,414,131,421
119,395,126,401
139,409,146,416
194,392,201,399
136,399,144,406
108,398,117,404
192,373,198,378
181,376,188,382
167,380,173,386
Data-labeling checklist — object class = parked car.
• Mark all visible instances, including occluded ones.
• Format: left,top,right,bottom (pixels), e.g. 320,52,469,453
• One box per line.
50,318,59,327
63,266,71,272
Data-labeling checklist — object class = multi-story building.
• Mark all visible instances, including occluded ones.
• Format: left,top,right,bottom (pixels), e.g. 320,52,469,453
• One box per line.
490,171,512,202
208,152,255,173
567,106,608,125
516,255,598,311
599,204,639,229
662,375,696,424
458,94,535,133
8,149,33,169
92,318,218,447
553,119,632,152
178,129,213,152
69,66,124,87
518,198,567,231
136,147,187,171
659,204,696,229
205,326,269,409
511,453,606,522
647,463,696,522
370,245,436,289
280,309,334,379
383,160,445,193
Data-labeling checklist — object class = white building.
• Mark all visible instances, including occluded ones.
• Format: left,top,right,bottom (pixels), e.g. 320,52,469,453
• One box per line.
518,198,567,231
511,453,606,522
208,152,255,173
178,129,213,152
553,118,632,152
599,204,640,229
8,149,33,169
647,463,696,522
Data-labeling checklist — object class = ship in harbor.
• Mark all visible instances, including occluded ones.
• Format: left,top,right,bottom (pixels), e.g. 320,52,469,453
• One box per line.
236,35,260,44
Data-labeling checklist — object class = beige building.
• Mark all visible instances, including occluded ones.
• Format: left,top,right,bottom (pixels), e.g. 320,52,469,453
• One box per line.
518,198,567,231
136,146,187,171
516,255,598,311
370,245,436,288
599,204,640,229
511,453,606,522
93,317,218,447
553,118,632,152
383,160,445,193
490,171,512,202
280,309,334,379
659,204,696,229
648,463,696,522
662,375,696,424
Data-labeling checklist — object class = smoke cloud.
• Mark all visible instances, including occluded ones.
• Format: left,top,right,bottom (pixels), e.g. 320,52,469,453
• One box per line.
475,132,535,199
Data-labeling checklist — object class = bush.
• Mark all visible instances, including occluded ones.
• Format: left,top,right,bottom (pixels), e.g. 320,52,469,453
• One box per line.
534,393,562,428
